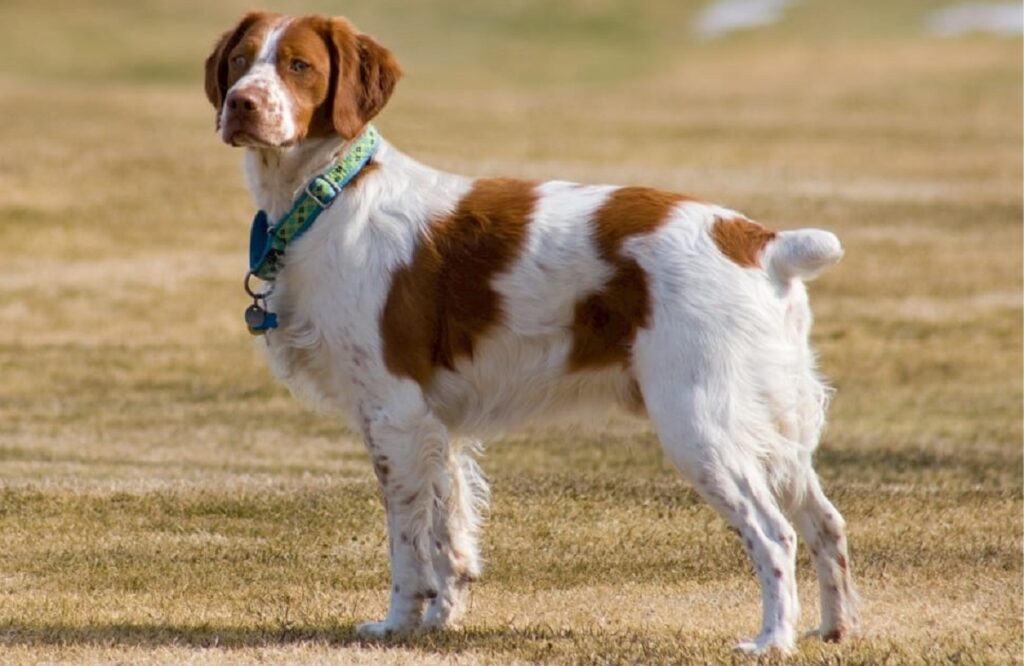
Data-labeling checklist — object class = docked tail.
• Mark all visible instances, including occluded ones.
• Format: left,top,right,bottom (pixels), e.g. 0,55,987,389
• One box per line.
764,229,843,285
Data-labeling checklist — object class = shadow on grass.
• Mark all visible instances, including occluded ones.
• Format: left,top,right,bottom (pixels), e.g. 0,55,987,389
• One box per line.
0,445,369,478
0,621,756,663
0,621,583,653
816,445,1023,490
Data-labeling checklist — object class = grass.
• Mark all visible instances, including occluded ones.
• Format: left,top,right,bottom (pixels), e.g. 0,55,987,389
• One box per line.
0,0,1021,663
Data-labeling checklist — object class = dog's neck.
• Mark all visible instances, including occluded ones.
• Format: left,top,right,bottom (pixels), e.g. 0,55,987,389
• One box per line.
243,136,348,220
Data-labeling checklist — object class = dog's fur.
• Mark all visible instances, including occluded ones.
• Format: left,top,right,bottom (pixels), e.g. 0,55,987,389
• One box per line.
204,11,858,653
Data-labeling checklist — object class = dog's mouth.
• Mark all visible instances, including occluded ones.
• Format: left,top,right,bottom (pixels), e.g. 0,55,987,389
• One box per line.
225,130,299,150
227,130,273,148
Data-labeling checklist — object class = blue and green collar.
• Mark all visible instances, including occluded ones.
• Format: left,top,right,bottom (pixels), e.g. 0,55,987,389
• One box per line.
249,124,380,281
244,124,380,334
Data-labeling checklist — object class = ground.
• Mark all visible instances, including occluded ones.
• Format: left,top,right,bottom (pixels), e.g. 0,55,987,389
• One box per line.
0,0,1020,664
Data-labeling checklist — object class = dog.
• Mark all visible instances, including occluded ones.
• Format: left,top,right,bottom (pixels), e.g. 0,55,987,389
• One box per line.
204,11,858,654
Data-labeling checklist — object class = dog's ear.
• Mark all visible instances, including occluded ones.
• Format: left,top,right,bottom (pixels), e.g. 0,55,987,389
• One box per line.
204,12,275,114
352,33,402,125
320,19,402,138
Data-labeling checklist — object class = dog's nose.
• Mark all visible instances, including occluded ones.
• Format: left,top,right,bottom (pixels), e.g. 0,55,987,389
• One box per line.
226,91,259,114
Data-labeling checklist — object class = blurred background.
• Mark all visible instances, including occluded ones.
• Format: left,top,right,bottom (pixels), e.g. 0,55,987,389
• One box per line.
0,1,1020,663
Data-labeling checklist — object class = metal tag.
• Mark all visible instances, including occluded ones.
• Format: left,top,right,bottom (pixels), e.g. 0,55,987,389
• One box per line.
245,303,267,330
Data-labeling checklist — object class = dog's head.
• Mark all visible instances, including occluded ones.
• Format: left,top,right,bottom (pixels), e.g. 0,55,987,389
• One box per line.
204,11,401,148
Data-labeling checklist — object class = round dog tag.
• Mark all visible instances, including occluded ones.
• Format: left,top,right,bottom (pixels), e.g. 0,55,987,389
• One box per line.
245,303,267,329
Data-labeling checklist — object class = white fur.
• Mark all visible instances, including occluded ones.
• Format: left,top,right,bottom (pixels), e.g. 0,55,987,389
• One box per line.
228,79,855,658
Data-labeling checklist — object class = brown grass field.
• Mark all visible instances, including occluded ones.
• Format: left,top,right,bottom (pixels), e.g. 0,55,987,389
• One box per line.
0,0,1021,663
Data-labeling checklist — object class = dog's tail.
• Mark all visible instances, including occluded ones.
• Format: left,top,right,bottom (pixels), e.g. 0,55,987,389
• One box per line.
763,228,844,286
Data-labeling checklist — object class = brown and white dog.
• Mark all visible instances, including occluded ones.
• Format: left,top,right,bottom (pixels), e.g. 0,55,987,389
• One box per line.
204,11,857,653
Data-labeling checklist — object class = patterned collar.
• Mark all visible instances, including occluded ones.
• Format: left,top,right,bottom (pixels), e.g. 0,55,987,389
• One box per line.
243,124,380,334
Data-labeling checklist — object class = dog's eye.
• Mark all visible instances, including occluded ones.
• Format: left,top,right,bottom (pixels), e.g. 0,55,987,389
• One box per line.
289,59,310,73
231,54,247,69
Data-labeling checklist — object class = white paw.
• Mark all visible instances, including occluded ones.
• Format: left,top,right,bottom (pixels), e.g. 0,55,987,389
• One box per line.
733,632,795,655
733,640,761,654
356,621,403,638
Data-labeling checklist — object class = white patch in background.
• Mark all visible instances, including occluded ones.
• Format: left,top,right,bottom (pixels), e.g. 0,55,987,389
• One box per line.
926,3,1023,36
693,0,796,39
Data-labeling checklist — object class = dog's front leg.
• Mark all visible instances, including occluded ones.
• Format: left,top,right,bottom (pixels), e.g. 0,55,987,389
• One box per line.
357,399,450,637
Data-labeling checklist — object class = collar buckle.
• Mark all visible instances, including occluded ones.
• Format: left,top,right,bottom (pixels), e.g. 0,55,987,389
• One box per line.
304,177,336,208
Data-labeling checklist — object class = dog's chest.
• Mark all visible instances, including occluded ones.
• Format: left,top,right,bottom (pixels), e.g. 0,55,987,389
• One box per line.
258,215,397,411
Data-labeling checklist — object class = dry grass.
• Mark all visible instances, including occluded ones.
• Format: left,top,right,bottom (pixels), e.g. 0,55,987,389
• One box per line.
0,0,1021,663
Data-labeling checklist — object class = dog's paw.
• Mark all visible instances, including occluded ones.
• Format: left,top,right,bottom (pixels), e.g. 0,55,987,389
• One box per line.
356,621,403,638
421,591,465,630
733,630,795,655
803,626,848,643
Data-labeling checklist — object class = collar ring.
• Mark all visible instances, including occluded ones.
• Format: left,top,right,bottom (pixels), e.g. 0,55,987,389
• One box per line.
244,270,274,299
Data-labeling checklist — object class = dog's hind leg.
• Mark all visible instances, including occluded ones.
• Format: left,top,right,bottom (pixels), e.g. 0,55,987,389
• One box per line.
635,351,800,654
789,472,858,642
771,348,858,642
422,438,488,629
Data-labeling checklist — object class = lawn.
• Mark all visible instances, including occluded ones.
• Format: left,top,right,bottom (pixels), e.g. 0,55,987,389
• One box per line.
0,0,1020,663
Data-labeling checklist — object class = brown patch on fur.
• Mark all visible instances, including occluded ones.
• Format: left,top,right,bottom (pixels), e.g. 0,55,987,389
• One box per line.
307,17,401,138
568,187,688,370
711,216,777,268
271,17,400,140
381,179,538,387
270,18,336,138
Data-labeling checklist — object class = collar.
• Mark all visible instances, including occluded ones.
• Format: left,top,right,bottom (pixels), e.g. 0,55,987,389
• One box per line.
243,124,380,334
248,124,380,282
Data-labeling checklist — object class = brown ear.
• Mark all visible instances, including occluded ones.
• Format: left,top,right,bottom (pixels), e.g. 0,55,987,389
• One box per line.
203,12,275,113
322,20,402,137
354,34,402,124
